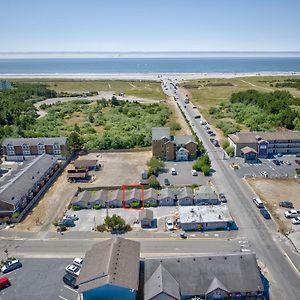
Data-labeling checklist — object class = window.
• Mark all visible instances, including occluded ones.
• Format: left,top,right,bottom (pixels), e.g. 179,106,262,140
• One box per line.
7,150,15,155
54,149,61,155
53,143,60,149
22,143,29,150
7,144,14,151
38,143,45,150
38,149,45,155
23,150,30,155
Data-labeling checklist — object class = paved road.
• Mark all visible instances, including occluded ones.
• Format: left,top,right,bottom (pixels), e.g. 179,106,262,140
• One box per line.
163,79,300,300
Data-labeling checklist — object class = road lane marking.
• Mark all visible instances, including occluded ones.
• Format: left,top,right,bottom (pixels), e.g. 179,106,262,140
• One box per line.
284,252,300,276
59,296,68,300
64,285,78,293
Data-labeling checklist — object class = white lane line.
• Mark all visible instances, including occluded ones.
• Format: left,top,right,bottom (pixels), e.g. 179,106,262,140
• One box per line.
59,296,68,300
64,285,78,293
284,252,300,277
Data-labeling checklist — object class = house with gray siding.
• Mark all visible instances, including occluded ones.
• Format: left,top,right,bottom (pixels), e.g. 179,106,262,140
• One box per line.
144,253,264,300
194,185,219,205
175,187,194,206
158,188,175,206
71,191,92,209
0,154,59,217
139,209,154,228
90,189,108,207
144,188,158,206
77,237,140,300
124,188,142,207
107,189,122,208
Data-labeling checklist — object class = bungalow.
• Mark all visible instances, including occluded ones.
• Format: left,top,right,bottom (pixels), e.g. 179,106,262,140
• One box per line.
139,209,154,228
77,237,140,300
107,189,122,208
90,189,108,208
71,191,92,209
194,185,219,205
175,187,194,206
144,188,158,206
124,188,142,207
158,188,175,206
144,253,264,300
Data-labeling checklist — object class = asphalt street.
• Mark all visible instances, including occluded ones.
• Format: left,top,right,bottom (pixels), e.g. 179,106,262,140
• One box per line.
163,79,300,300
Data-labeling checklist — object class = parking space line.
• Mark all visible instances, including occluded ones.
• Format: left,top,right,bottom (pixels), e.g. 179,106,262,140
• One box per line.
59,296,68,300
64,285,78,293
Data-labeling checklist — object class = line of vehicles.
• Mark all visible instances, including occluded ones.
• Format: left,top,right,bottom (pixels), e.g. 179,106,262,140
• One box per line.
63,257,83,289
0,259,23,291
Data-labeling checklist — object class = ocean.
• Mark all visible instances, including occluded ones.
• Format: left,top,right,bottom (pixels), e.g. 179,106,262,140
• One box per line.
0,57,300,74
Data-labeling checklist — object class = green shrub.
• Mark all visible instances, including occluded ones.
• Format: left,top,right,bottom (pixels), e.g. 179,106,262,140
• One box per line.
148,175,161,189
93,204,102,210
202,165,211,176
225,146,235,157
296,169,300,175
130,202,141,208
144,203,151,208
96,224,107,232
11,212,20,219
222,140,230,149
52,219,59,227
57,224,67,232
170,122,181,131
72,205,81,211
150,203,158,207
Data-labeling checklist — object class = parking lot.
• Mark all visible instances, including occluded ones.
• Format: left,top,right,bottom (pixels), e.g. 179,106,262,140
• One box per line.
229,155,300,178
0,259,78,300
67,207,178,232
157,161,208,186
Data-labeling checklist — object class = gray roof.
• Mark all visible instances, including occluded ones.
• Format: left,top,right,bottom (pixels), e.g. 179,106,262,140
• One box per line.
228,131,300,144
139,209,154,221
158,187,175,200
144,253,263,297
77,237,140,293
91,189,108,204
173,135,195,145
2,137,67,147
144,264,180,300
0,154,58,208
125,188,142,201
152,127,171,141
144,188,158,200
72,190,91,205
74,160,98,169
176,187,193,200
194,185,218,200
108,189,122,202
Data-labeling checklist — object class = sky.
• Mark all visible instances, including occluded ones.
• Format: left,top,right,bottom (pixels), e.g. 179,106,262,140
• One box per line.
1,0,300,52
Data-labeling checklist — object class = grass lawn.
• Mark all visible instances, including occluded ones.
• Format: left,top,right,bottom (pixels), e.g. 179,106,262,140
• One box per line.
13,79,166,100
181,75,300,142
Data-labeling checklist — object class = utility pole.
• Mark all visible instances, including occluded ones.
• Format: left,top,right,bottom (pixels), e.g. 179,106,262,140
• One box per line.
105,201,108,218
4,249,8,260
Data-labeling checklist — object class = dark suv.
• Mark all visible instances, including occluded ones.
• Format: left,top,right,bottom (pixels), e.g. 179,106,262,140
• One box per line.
260,208,271,219
63,273,78,289
279,201,294,208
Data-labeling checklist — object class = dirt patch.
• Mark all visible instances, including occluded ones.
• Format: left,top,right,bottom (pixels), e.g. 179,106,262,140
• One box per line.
247,178,300,234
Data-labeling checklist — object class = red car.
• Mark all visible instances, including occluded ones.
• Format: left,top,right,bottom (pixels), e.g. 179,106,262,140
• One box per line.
0,277,10,290
295,160,300,165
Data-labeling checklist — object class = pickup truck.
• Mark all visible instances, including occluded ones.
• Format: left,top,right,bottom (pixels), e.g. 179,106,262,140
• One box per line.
284,210,300,218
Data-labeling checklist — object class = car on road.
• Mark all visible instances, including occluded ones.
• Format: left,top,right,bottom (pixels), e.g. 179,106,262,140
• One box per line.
166,219,174,231
204,125,210,130
218,193,227,203
200,121,207,125
279,201,294,208
1,259,22,274
207,130,213,134
73,258,83,268
284,210,300,218
191,170,198,176
272,159,280,166
0,277,10,290
164,178,170,185
292,217,300,225
209,132,216,137
63,273,78,289
65,264,81,277
253,197,264,208
180,232,187,239
260,208,271,219
192,105,197,109
171,168,177,175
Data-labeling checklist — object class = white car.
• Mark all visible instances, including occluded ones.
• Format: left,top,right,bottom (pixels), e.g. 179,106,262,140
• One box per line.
64,214,79,221
260,171,268,177
73,258,83,268
192,170,198,176
65,264,81,277
292,217,300,225
166,219,174,231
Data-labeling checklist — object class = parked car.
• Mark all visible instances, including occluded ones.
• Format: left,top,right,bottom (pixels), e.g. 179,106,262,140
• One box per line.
191,170,198,176
218,193,227,203
73,258,83,268
295,160,300,165
260,171,268,177
213,140,220,147
260,208,271,219
285,161,291,165
60,218,75,227
166,219,174,231
272,159,280,166
276,153,283,157
63,273,78,289
0,277,10,290
209,132,216,137
164,178,170,186
171,168,177,175
180,232,187,239
292,217,300,225
253,197,264,208
279,201,294,208
1,259,22,274
200,121,207,125
284,210,300,218
65,264,81,277
64,214,79,221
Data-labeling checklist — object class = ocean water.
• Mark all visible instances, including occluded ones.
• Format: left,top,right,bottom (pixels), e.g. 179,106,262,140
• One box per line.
0,57,300,74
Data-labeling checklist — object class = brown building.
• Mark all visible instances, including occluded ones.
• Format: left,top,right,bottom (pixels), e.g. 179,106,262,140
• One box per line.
152,127,197,161
2,137,68,161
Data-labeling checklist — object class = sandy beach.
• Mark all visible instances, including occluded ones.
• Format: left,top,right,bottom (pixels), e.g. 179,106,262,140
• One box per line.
0,71,299,81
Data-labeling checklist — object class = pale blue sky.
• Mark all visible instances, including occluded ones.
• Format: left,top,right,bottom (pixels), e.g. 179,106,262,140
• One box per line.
1,0,299,52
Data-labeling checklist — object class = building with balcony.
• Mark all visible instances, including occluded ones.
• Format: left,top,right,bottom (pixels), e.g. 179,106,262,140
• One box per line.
228,131,300,158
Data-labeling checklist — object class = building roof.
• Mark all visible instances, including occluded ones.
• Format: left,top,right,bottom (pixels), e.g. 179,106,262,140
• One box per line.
67,172,88,179
77,237,140,293
139,209,154,221
173,135,195,145
144,253,263,297
158,187,175,200
74,160,98,169
241,146,258,155
90,189,108,204
144,188,158,200
228,131,300,144
152,127,171,141
71,190,91,205
2,137,67,147
179,205,233,224
176,147,189,153
176,187,193,200
144,264,180,300
194,185,218,200
125,188,142,201
0,154,57,208
108,189,122,202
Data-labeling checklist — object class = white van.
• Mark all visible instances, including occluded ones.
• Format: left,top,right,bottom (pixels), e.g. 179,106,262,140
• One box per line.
171,168,177,175
253,197,264,208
